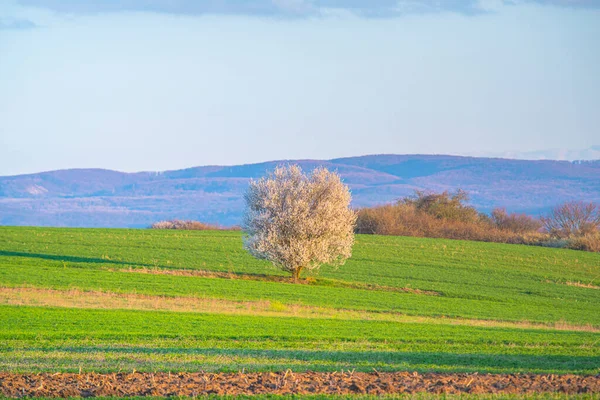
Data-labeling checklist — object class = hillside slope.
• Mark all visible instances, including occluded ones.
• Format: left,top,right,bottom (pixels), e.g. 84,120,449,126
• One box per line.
1,155,599,227
0,227,599,374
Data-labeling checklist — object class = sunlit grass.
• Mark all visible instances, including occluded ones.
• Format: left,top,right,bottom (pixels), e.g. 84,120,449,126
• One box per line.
0,226,598,375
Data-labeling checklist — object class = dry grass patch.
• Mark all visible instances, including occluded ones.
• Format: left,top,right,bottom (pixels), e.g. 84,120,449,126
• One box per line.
0,287,276,315
564,281,600,289
544,279,600,290
1,287,598,333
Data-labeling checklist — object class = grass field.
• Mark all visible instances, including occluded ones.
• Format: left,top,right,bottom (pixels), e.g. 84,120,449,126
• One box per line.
0,226,599,375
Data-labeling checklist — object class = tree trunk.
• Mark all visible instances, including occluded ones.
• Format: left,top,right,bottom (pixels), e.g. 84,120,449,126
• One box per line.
292,266,303,283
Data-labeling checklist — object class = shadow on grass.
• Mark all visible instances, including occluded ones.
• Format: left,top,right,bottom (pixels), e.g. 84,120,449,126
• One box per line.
0,250,303,285
0,250,316,286
28,346,600,374
1,250,427,291
0,250,153,268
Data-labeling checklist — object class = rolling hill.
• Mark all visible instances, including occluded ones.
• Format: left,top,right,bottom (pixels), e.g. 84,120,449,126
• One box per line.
1,226,599,375
1,154,599,227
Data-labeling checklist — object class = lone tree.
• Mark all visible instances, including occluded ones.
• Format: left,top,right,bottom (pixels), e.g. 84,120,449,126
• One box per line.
242,165,356,282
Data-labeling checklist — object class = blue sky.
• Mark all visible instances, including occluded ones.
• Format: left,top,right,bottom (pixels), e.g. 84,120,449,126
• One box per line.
0,0,599,175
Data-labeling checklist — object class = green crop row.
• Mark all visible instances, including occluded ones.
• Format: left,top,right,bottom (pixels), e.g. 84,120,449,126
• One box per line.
1,306,599,374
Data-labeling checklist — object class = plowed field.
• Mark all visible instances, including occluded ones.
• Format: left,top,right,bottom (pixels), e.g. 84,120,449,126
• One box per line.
1,372,599,397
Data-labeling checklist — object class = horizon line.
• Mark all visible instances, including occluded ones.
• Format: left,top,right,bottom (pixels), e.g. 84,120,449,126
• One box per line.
3,152,599,178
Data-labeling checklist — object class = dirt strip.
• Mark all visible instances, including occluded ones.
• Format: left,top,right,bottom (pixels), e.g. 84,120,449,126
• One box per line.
1,371,598,397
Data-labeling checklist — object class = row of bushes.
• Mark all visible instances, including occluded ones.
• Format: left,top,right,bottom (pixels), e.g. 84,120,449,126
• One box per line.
356,191,600,252
150,192,600,252
150,220,238,231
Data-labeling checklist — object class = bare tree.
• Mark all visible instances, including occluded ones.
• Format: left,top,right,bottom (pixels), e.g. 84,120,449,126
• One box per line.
541,201,600,238
242,165,356,282
490,208,542,234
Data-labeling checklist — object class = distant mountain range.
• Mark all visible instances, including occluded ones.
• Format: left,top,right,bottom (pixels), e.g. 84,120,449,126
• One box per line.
1,154,599,228
470,145,600,161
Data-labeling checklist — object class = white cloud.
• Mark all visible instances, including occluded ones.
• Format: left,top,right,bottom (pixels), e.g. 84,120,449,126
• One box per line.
0,17,37,29
272,0,314,14
11,0,600,18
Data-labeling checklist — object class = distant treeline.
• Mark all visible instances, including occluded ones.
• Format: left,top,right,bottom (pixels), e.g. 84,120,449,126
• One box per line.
355,190,600,253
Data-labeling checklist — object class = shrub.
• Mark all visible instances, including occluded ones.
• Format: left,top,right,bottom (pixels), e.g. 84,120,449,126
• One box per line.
490,208,542,234
356,191,600,253
541,201,600,238
538,238,570,249
567,233,600,253
355,190,547,245
402,190,480,223
242,165,356,282
355,203,417,236
150,220,224,230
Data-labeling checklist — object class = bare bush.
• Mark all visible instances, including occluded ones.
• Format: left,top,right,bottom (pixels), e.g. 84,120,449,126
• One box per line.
356,202,545,244
356,190,547,245
150,220,225,230
402,190,480,223
491,208,542,234
242,165,356,282
542,201,600,238
356,203,429,237
355,191,600,252
568,233,600,253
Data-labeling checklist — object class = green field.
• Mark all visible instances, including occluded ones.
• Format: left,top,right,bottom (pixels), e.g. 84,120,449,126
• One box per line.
0,226,599,375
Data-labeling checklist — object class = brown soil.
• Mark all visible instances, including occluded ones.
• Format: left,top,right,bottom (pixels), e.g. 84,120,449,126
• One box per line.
1,371,598,397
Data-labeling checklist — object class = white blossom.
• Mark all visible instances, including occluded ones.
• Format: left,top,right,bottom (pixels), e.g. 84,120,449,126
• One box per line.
242,165,356,281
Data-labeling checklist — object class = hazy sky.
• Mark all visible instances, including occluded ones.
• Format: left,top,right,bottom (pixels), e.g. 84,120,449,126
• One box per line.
1,0,599,175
